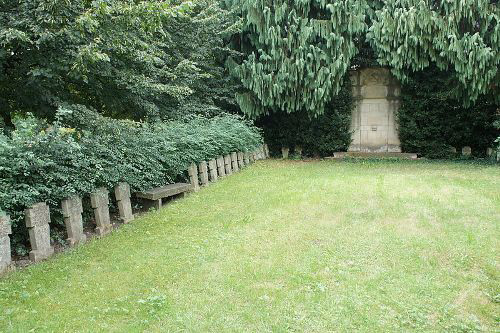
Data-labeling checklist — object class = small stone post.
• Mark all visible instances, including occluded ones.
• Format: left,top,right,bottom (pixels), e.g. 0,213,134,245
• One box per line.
216,156,226,177
90,188,112,236
462,146,471,156
208,159,218,182
253,151,258,161
61,196,86,247
264,144,270,158
294,145,303,158
237,152,245,168
224,154,233,175
114,183,134,224
244,152,250,165
198,161,209,186
231,152,239,172
281,147,289,159
486,147,493,157
188,163,200,192
0,213,12,274
25,202,54,262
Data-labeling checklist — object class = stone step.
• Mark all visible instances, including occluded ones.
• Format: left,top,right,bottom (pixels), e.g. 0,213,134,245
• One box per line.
330,152,418,159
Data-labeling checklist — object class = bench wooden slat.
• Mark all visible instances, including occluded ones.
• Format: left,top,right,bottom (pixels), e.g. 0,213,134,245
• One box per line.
136,183,192,200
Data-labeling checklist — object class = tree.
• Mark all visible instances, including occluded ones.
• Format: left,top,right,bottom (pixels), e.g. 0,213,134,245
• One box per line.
0,0,238,124
230,0,499,117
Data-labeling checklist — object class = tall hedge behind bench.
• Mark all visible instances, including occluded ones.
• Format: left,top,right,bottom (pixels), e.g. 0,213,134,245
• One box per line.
0,106,262,254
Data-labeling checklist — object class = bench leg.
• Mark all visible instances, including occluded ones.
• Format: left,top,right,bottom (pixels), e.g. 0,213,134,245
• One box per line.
154,199,162,210
143,198,162,211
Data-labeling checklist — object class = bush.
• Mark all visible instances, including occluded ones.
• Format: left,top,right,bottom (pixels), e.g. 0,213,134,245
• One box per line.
256,77,353,157
0,106,262,255
398,68,499,159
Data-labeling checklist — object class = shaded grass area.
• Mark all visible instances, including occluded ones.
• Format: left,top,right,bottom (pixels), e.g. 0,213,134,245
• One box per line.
1,160,499,332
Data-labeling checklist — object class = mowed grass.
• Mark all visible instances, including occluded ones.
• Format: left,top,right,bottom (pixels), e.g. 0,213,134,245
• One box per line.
1,160,499,332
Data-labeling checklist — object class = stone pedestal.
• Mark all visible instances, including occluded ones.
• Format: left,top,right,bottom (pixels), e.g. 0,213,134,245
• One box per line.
216,156,226,177
281,147,289,159
188,163,200,192
61,196,87,247
25,203,54,262
198,161,209,186
208,159,218,182
90,188,112,236
224,154,232,175
0,214,12,274
115,183,134,223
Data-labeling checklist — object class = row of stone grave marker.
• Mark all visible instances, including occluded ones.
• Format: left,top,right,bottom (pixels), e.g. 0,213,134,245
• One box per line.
187,146,269,191
0,144,269,275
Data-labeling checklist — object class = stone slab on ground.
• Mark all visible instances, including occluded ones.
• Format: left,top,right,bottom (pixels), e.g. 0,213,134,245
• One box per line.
331,152,418,159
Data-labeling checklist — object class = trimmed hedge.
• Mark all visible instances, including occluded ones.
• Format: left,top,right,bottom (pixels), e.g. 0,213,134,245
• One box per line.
256,77,353,157
0,106,262,254
398,68,499,159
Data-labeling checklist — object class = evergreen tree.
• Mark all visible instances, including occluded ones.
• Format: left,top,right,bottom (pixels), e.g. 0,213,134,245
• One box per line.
230,0,499,117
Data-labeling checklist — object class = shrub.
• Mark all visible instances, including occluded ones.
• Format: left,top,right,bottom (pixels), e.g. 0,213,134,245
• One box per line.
256,77,353,157
398,68,498,159
0,106,262,254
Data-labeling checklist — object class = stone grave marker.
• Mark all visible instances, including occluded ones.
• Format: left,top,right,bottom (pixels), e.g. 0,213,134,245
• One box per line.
224,154,233,175
198,161,209,186
90,188,112,236
25,202,54,262
264,144,270,158
208,159,218,182
462,146,472,156
188,163,200,192
231,152,239,172
294,145,303,158
61,196,86,247
115,183,134,223
281,147,289,159
0,213,12,274
244,152,250,165
237,152,245,168
216,156,226,177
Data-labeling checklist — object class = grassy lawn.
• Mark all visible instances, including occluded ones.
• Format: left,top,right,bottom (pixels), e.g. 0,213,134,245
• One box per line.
0,160,499,332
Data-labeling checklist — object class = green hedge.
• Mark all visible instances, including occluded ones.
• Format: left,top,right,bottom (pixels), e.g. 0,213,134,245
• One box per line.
398,68,499,159
256,77,353,157
0,106,262,254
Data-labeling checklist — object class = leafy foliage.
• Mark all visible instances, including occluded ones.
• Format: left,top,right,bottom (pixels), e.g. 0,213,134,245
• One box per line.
229,0,366,117
257,77,352,157
368,0,499,105
0,106,262,254
397,68,499,159
0,0,238,122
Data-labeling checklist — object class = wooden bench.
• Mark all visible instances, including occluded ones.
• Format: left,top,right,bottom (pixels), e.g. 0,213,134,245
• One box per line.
136,183,192,210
